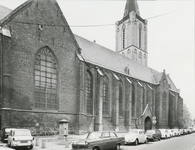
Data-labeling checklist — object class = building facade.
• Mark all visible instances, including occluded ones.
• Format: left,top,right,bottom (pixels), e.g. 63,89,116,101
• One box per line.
0,0,183,134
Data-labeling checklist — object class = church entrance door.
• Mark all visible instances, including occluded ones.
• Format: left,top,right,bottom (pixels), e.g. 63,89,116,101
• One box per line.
144,116,152,131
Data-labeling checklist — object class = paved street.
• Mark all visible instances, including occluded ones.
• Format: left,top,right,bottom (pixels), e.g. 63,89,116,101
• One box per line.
121,133,195,150
0,133,195,150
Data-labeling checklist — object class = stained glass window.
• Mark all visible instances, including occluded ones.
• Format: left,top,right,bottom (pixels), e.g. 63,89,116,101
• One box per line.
85,71,93,115
35,47,58,110
103,77,109,115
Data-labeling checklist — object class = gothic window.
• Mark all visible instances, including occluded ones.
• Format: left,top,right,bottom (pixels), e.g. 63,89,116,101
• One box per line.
122,24,126,49
122,52,125,56
103,76,109,115
139,23,142,49
131,84,135,117
119,81,123,117
162,92,166,119
35,47,58,110
85,70,93,115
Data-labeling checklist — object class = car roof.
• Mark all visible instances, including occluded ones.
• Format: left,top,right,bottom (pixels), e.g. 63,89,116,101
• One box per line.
5,128,17,131
11,129,30,131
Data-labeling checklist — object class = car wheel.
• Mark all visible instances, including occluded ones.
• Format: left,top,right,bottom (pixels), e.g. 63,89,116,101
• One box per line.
30,145,33,149
115,144,120,150
93,146,100,150
134,139,139,146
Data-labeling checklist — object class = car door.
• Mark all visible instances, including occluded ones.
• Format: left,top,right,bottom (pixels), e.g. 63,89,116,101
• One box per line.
109,132,118,149
101,132,112,150
139,131,145,143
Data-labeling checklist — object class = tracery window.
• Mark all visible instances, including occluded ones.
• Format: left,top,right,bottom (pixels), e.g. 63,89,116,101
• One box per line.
162,92,166,119
103,76,109,115
35,47,58,110
122,24,126,49
85,70,93,115
119,81,123,117
131,84,135,117
139,23,142,49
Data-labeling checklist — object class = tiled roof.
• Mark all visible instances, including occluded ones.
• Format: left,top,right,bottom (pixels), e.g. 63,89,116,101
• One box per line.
0,1,179,93
0,5,12,20
75,34,158,84
167,75,179,93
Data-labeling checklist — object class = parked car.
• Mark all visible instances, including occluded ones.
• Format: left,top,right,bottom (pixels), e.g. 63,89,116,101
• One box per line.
145,129,161,141
172,129,180,136
1,127,17,143
124,129,148,145
183,129,188,135
179,129,184,135
167,129,174,137
159,129,169,139
72,131,125,150
7,129,34,149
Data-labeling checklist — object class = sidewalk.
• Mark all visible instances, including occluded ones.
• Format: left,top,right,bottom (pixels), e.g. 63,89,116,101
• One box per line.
0,134,88,150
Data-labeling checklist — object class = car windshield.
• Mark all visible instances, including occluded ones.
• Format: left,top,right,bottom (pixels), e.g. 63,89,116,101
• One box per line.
14,130,31,136
128,130,139,134
87,132,101,139
146,130,153,134
5,128,15,133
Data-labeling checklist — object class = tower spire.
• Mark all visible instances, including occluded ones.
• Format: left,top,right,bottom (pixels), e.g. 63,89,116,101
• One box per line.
123,0,140,17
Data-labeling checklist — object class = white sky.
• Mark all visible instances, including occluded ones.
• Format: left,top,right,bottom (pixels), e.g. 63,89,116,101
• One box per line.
1,0,194,119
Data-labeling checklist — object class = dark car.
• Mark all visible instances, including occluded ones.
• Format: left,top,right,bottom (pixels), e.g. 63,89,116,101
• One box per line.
72,131,125,150
145,129,161,141
1,127,17,143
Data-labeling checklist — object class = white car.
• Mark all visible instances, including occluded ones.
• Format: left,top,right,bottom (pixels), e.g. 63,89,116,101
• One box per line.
124,129,148,145
172,129,180,136
159,129,169,139
167,129,174,137
7,129,34,149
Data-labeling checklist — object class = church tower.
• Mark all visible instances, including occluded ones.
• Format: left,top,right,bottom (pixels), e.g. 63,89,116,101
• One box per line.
115,0,148,66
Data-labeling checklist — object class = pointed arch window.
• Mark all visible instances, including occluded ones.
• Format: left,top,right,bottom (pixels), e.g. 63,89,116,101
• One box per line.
122,24,126,49
131,84,135,117
162,92,166,119
34,47,58,110
85,70,93,115
103,76,109,115
119,81,123,117
139,23,142,49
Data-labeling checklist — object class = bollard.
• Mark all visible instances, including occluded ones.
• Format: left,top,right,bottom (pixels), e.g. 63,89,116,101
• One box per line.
41,139,46,148
64,135,69,148
35,138,39,146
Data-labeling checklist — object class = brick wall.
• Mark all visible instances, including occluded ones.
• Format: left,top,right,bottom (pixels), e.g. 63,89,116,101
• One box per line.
1,0,80,132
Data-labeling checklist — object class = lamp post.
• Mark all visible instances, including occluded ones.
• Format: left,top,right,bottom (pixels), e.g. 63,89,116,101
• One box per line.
152,116,157,129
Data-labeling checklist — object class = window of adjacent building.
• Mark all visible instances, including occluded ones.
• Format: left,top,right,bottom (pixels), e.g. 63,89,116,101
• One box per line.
35,47,58,110
103,76,109,116
85,70,93,115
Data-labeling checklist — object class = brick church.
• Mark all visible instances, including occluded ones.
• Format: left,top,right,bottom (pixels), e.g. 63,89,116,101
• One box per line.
0,0,183,134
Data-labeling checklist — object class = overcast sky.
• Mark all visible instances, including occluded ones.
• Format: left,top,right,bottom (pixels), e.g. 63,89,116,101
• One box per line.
1,0,194,119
